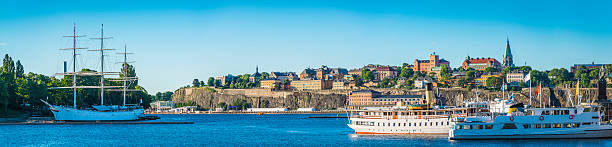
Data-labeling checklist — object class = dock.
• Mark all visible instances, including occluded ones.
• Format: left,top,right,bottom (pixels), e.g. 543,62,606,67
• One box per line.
0,118,193,125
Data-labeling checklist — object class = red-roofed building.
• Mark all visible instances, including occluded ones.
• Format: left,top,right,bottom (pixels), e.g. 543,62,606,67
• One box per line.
413,53,450,74
461,56,501,71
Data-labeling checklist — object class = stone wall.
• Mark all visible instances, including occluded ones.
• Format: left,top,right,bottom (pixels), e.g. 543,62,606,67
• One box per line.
172,87,612,109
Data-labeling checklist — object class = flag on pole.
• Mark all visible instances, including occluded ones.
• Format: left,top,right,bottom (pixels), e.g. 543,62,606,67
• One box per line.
524,72,531,82
536,83,541,96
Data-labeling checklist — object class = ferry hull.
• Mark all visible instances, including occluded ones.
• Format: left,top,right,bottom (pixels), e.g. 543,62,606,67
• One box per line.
348,117,452,135
52,106,144,121
450,129,612,140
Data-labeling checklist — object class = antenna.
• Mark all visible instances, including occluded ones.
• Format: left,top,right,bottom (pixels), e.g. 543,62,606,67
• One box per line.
61,23,88,109
89,24,115,105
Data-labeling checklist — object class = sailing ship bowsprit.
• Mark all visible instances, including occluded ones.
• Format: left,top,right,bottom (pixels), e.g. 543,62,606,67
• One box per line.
41,24,144,121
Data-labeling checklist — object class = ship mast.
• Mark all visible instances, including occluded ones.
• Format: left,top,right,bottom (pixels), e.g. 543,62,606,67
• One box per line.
117,44,134,106
61,23,87,109
90,24,114,105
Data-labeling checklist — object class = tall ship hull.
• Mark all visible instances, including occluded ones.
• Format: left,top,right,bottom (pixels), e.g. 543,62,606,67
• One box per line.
51,106,144,121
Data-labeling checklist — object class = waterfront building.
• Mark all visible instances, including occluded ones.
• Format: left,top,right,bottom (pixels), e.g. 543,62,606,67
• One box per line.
570,63,611,73
414,76,433,89
413,53,450,74
373,66,397,81
476,73,502,86
363,81,378,88
270,72,298,81
502,38,514,68
461,57,501,71
348,68,362,76
290,79,332,90
249,66,262,83
150,101,175,112
246,108,289,112
215,75,235,86
260,79,281,89
347,90,381,109
299,68,316,79
506,70,527,86
332,79,349,90
347,89,426,109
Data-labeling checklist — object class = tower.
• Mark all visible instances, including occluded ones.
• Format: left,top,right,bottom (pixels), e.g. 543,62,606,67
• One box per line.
503,38,514,68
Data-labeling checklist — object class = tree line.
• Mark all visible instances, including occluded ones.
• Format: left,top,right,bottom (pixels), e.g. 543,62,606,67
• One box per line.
0,53,153,117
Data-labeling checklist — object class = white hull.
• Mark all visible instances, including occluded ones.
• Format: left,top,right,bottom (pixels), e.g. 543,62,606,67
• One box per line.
51,106,144,121
348,117,452,134
450,125,612,139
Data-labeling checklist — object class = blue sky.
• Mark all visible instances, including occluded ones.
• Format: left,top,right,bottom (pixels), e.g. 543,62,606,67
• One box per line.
0,0,611,93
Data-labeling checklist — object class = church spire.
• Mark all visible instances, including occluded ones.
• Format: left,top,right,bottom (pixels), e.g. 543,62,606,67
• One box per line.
503,37,514,67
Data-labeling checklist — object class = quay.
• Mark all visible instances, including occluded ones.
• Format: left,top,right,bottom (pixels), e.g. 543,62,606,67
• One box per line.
146,110,349,115
0,121,193,125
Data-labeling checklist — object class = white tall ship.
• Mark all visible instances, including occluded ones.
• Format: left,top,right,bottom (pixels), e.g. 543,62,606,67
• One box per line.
450,105,612,139
43,24,144,121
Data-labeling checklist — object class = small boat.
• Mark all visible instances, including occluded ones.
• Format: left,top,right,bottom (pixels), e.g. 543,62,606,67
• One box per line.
257,112,265,115
449,104,612,140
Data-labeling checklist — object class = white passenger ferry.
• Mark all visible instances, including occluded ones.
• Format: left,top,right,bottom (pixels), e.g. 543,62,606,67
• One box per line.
449,105,612,139
348,107,484,134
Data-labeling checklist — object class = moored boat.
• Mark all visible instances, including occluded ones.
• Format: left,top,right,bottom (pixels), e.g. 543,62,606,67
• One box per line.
449,105,612,140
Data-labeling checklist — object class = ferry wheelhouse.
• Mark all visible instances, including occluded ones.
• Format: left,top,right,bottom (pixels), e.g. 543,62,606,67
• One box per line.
449,105,612,139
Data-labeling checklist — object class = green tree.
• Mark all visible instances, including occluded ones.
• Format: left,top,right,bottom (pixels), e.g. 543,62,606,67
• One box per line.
361,69,374,82
486,76,502,89
399,68,414,79
217,102,227,109
484,67,499,73
0,78,8,116
15,60,24,78
207,77,215,86
548,68,571,86
192,79,200,87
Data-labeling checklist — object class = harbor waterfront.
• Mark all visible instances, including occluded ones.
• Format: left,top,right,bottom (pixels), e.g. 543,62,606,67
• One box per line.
2,114,612,146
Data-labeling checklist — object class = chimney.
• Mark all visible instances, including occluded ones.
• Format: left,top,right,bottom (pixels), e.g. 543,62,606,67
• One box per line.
63,61,67,73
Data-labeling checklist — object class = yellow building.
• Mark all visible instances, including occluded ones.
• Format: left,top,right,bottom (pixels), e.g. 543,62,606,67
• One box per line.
476,74,501,86
290,79,332,90
260,79,281,89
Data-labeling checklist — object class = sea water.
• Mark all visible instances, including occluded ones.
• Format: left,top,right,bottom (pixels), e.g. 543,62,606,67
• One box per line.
1,114,611,146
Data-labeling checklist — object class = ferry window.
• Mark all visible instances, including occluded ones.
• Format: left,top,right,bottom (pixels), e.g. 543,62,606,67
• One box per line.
409,123,411,126
447,122,450,126
414,123,417,126
382,123,385,126
388,123,391,126
425,123,427,126
543,111,550,115
563,110,570,115
419,122,422,126
485,125,493,129
582,122,592,126
455,125,463,129
553,110,560,115
523,124,530,129
393,123,396,126
464,125,472,130
430,122,433,126
573,123,580,128
436,122,438,126
564,124,571,128
553,124,561,128
502,123,517,129
377,123,380,126
404,123,406,126
544,124,551,128
475,125,483,129
535,124,541,128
